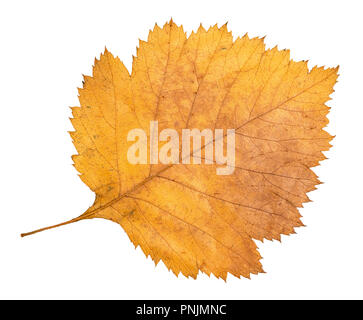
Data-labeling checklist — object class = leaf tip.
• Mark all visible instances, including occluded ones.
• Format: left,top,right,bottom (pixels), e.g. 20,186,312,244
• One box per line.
198,23,205,33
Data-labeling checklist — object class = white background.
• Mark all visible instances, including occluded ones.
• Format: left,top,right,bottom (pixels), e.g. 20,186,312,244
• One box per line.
1,0,362,299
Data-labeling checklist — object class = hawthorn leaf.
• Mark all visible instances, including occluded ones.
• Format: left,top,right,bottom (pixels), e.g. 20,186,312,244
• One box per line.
22,20,338,280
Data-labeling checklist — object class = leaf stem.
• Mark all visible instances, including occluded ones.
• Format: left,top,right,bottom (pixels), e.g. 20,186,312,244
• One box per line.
20,216,83,237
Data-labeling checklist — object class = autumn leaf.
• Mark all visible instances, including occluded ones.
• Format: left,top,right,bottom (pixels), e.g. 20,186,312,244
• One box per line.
21,20,338,280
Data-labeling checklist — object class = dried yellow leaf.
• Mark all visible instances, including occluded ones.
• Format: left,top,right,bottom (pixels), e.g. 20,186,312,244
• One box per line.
22,20,338,280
